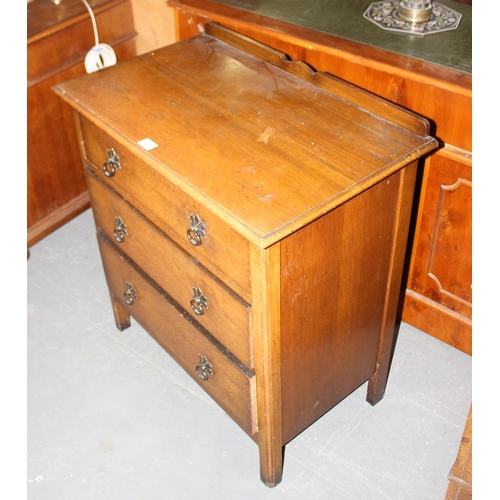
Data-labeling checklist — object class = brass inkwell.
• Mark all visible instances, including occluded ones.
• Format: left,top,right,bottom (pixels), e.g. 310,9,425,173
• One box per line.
364,1,462,35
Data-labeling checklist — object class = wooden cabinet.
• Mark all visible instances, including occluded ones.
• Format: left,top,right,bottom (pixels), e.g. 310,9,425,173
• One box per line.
444,405,472,499
404,146,472,352
167,0,472,355
54,24,437,486
27,0,137,247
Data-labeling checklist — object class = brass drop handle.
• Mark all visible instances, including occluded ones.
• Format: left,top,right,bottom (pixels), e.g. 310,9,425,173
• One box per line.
195,354,213,381
190,287,208,316
123,281,137,305
187,214,206,246
103,148,121,177
114,216,128,243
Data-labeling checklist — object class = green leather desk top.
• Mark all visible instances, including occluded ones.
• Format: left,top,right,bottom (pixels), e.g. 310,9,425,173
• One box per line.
211,0,471,74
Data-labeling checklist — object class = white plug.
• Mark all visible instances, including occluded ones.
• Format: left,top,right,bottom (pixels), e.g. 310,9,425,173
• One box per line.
80,0,117,74
84,43,117,73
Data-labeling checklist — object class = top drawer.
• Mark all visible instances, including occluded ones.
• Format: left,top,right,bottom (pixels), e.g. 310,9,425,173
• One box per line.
79,114,252,301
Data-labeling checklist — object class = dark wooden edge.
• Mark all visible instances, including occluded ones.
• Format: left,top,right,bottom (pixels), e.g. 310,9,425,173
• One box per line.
205,22,431,137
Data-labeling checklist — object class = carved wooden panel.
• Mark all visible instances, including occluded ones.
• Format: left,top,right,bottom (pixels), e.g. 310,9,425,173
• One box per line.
407,147,472,319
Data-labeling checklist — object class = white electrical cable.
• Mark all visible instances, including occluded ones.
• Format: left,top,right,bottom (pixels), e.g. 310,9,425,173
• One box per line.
81,0,99,46
81,0,117,73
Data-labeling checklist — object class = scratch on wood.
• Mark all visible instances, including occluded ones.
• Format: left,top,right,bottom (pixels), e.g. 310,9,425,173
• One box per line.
282,260,298,277
260,194,274,203
238,165,256,175
257,127,276,144
291,290,302,304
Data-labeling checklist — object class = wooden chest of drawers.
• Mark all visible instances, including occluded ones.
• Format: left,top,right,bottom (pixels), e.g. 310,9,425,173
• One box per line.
54,23,437,487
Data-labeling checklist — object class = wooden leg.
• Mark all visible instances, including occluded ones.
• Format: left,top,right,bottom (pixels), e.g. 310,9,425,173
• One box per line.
259,441,284,488
251,244,284,487
110,291,131,331
367,334,396,406
366,163,418,406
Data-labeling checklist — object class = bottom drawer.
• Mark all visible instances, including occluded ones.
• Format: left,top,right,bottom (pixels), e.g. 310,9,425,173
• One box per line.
97,232,257,437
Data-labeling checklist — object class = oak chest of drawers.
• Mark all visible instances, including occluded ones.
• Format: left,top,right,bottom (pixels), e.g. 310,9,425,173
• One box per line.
54,23,438,487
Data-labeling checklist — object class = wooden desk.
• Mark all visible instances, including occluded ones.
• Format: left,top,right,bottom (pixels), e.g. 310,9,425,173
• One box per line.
168,0,472,355
54,23,437,486
28,0,137,247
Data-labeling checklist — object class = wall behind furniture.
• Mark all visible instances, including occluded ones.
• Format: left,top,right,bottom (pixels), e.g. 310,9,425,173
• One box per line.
131,0,176,54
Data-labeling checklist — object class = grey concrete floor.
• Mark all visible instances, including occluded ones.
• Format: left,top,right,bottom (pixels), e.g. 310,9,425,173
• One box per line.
27,208,472,499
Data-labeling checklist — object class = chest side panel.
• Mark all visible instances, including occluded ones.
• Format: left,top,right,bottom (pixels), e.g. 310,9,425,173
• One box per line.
280,172,402,443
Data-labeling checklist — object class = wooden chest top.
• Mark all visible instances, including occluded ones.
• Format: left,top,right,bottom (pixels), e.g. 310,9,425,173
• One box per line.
55,23,436,247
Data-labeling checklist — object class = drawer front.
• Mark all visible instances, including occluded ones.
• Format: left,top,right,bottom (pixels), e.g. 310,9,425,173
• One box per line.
97,232,257,437
86,169,254,369
79,115,252,301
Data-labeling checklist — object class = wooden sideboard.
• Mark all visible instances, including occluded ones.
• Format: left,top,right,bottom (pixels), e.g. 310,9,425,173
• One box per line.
27,0,137,247
167,0,472,355
54,23,437,486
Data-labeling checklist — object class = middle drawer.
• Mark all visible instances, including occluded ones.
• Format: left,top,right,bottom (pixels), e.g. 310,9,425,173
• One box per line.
86,168,254,369
97,232,257,437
